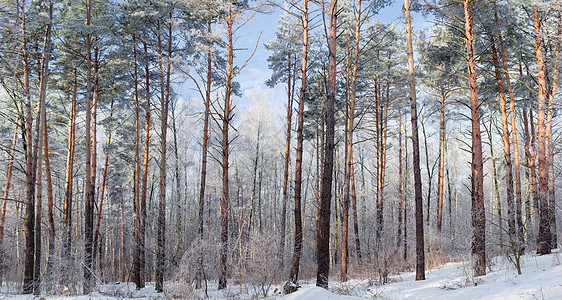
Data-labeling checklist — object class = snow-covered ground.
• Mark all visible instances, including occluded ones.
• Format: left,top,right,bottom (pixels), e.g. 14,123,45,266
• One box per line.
2,250,562,299
283,249,562,300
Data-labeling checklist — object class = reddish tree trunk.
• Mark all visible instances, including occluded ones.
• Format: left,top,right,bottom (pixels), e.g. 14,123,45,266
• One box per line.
490,35,516,239
83,0,95,293
218,4,234,290
465,0,486,276
534,6,551,255
289,0,308,285
494,2,524,247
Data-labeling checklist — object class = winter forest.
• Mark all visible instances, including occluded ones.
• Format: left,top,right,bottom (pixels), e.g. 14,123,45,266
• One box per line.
0,0,561,298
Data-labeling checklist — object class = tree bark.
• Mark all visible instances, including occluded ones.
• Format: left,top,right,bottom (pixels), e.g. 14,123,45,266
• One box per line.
139,40,151,289
93,99,114,283
534,5,551,255
83,0,95,293
0,122,18,282
218,3,234,290
280,51,293,265
63,70,77,284
132,32,142,290
341,0,361,281
546,12,561,249
494,2,524,248
317,0,337,288
196,18,212,289
22,0,37,291
404,0,425,281
437,90,446,233
34,126,43,295
490,35,516,240
289,0,308,285
156,9,173,291
465,0,486,276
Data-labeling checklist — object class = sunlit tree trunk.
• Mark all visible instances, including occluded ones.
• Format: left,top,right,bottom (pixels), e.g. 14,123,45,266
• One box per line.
465,0,486,276
494,2,524,247
490,35,515,239
139,40,150,288
534,5,551,255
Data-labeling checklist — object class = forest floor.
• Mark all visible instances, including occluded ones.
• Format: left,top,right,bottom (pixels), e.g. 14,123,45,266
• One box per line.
2,249,562,299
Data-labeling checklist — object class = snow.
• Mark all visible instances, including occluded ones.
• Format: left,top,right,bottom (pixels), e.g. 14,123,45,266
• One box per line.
279,286,366,300
3,250,562,299
279,249,562,300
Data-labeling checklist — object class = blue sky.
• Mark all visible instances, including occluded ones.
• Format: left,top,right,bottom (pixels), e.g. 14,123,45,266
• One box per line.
180,0,429,119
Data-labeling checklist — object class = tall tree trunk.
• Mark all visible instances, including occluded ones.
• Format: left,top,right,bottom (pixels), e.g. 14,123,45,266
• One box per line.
437,90,446,233
351,156,362,261
34,127,43,295
404,120,409,261
487,117,503,248
196,18,212,289
280,51,293,265
290,32,308,278
404,0,425,281
132,32,142,290
0,122,18,282
317,0,337,288
398,107,404,245
156,9,173,291
484,116,505,249
546,12,561,249
494,2,524,248
22,0,37,291
93,99,114,282
465,0,486,276
83,0,95,293
63,70,77,284
139,40,151,289
38,1,54,282
534,5,551,255
490,35,516,240
289,0,308,278
341,0,361,281
218,4,234,290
